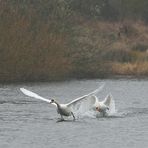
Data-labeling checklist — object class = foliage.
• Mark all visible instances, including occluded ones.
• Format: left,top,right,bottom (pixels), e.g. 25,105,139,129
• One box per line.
0,0,148,82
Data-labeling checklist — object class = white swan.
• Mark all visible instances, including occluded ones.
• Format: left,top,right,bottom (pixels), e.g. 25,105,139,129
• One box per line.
20,85,104,121
93,94,115,116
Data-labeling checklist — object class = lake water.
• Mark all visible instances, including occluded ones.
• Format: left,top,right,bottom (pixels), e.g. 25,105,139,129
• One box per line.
0,79,148,148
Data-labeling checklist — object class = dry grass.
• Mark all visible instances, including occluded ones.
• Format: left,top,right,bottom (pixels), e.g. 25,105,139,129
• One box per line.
112,62,148,76
0,2,148,82
71,19,148,77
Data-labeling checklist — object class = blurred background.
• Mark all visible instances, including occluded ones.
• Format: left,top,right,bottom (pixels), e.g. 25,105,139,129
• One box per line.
0,0,148,82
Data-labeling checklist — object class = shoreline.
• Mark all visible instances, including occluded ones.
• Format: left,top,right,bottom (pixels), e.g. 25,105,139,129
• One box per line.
0,75,148,84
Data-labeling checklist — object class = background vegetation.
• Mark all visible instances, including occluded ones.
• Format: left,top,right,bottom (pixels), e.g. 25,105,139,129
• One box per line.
0,0,148,82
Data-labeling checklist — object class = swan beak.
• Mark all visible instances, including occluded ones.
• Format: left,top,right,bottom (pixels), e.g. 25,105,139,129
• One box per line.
49,99,54,104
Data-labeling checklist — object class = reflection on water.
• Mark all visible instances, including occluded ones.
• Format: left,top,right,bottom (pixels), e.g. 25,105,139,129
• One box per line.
0,79,148,148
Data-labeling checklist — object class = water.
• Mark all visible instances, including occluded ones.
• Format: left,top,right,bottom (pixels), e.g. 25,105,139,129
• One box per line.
0,79,148,148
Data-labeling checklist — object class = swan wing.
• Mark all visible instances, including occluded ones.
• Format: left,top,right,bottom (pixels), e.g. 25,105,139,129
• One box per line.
67,95,97,115
67,84,104,106
20,88,52,103
102,94,111,106
66,85,104,114
103,94,116,114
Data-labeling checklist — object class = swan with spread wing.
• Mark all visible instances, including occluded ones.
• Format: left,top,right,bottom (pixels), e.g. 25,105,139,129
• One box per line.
20,85,104,121
92,94,115,116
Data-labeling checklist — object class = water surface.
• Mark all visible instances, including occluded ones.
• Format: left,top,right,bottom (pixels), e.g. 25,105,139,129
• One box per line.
0,79,148,148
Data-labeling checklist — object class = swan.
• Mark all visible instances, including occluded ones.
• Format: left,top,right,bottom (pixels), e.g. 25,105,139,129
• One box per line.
20,85,104,121
93,94,115,116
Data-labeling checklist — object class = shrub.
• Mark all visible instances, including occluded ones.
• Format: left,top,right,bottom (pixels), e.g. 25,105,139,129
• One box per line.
132,43,148,52
100,48,133,63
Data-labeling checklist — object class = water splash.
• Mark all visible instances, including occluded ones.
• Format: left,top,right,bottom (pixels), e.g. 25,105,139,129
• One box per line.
108,95,116,115
75,96,117,119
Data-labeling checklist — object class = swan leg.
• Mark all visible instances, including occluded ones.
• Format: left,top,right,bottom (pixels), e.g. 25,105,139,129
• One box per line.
56,115,65,122
71,112,75,121
60,115,65,120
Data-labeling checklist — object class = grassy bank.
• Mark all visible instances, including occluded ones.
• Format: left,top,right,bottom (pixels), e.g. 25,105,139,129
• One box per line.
0,1,148,82
70,20,148,78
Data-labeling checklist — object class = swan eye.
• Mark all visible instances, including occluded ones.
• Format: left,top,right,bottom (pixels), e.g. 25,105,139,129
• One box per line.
51,99,54,102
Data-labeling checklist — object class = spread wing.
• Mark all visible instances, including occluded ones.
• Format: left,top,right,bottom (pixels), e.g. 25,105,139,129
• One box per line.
66,85,104,114
67,95,97,115
67,84,104,106
20,88,53,104
102,94,116,114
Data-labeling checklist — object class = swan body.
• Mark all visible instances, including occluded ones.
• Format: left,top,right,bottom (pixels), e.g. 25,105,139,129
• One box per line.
20,84,104,121
93,94,115,116
50,100,74,120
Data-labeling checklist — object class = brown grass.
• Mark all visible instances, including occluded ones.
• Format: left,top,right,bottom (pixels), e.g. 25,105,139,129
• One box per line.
0,2,148,82
112,62,148,76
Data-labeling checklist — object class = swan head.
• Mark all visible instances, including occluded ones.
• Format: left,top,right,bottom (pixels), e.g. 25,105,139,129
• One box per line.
95,105,109,112
50,99,55,104
92,105,100,112
92,101,101,112
96,106,100,112
49,99,58,107
93,104,109,112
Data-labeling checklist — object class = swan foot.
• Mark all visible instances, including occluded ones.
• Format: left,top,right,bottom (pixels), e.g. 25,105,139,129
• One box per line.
56,118,65,122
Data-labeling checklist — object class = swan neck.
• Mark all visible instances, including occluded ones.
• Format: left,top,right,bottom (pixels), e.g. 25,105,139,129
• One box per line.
54,101,60,108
